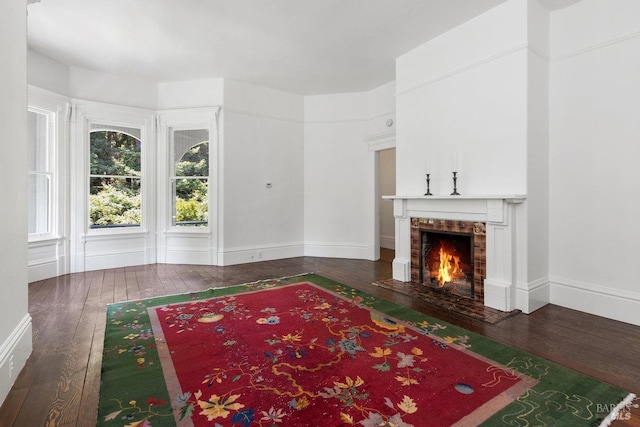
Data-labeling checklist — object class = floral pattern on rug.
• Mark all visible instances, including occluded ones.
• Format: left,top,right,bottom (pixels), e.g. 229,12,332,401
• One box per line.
97,274,631,427
145,283,529,426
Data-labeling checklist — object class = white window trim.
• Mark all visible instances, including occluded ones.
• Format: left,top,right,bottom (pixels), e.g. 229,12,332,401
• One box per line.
27,87,67,243
70,100,156,272
72,100,155,236
156,107,220,264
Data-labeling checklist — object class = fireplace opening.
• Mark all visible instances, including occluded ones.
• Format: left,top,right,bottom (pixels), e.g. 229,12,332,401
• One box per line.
421,231,474,299
410,218,486,303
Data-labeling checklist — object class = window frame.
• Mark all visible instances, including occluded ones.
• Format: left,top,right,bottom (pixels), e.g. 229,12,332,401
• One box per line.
27,104,57,242
88,127,143,230
73,101,155,238
170,128,210,228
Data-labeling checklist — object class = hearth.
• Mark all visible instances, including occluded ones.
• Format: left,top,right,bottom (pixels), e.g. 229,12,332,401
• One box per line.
411,218,486,302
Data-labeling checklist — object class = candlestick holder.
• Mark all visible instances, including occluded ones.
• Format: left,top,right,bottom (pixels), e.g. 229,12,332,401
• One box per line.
450,171,460,196
424,173,433,196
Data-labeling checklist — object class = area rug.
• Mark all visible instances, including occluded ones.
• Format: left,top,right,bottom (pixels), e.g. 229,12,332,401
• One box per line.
97,274,634,426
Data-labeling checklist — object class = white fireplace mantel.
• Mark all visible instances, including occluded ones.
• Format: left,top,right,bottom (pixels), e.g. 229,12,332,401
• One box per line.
383,194,526,312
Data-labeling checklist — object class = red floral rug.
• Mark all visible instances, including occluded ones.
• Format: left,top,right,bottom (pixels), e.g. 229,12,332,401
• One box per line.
98,274,633,426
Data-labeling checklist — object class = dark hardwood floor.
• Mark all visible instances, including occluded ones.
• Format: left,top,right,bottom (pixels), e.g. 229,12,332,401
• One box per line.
1,253,638,426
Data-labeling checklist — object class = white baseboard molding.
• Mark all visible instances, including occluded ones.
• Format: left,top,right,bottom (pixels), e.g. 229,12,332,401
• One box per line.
380,235,395,250
484,278,512,312
0,313,33,406
220,243,304,266
550,277,640,326
28,259,58,283
84,250,146,271
515,277,551,314
165,249,213,265
304,242,371,260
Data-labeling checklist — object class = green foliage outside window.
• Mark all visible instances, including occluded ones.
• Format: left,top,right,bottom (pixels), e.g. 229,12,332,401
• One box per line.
175,142,209,226
89,184,141,226
89,131,141,228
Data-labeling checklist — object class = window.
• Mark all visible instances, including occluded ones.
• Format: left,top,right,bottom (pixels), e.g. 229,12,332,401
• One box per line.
171,129,209,227
27,108,53,237
89,128,142,228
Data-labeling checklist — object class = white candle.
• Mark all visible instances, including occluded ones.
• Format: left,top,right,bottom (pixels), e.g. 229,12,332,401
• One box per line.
452,152,458,171
425,156,430,173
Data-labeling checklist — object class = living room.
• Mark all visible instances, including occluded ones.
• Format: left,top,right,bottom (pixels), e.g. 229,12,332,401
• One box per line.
1,0,639,424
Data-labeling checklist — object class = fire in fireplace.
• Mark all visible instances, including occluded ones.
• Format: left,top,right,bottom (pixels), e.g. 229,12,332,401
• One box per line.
421,231,473,298
410,218,486,302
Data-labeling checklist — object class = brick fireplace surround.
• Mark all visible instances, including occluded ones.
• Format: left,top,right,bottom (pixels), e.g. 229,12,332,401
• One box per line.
384,195,526,312
411,218,486,302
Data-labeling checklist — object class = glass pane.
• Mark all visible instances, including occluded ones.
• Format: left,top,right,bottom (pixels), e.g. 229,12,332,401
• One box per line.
89,177,141,228
27,111,48,171
174,178,208,227
90,131,141,176
175,141,209,177
173,129,208,168
28,173,50,234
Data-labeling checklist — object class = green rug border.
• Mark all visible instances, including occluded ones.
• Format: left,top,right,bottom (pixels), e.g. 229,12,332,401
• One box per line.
98,273,633,427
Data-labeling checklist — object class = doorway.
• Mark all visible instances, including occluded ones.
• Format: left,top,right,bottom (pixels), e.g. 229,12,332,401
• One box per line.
378,148,396,262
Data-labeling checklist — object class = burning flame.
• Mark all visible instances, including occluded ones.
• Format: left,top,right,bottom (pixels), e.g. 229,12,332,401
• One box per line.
436,246,463,287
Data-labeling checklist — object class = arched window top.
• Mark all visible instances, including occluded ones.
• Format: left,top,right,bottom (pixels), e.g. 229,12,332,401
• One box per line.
90,130,141,177
175,141,209,177
173,129,209,164
90,123,141,140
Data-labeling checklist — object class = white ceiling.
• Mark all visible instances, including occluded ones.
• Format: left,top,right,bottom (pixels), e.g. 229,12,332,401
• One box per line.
27,0,519,95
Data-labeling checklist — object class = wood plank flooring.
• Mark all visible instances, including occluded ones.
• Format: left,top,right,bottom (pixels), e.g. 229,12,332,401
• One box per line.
1,253,638,426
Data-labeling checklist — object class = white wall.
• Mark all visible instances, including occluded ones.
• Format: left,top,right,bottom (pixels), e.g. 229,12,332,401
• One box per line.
522,0,551,311
220,80,305,264
69,67,158,110
548,0,640,325
27,50,70,96
304,82,396,260
157,78,224,109
0,0,33,406
395,0,528,197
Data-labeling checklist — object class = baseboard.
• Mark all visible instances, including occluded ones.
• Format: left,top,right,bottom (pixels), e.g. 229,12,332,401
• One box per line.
164,249,214,265
304,242,371,260
380,235,395,250
84,250,146,271
515,277,551,314
0,313,33,406
484,278,512,312
220,243,304,266
28,258,58,283
550,277,640,326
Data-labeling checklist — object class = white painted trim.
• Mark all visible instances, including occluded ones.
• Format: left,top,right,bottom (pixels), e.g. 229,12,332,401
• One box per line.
223,107,303,124
84,250,147,271
551,29,640,63
380,235,395,250
0,314,32,405
220,243,305,266
165,249,214,265
364,130,396,152
515,277,551,314
550,276,640,326
304,242,370,260
304,117,369,125
484,278,512,312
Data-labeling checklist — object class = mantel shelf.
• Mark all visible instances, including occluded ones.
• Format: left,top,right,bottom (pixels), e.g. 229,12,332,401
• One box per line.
383,194,527,204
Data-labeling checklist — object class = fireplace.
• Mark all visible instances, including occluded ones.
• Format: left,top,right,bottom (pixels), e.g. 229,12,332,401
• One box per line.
385,195,530,313
411,218,486,302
